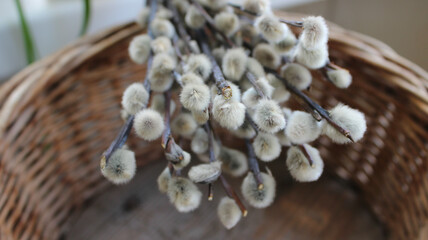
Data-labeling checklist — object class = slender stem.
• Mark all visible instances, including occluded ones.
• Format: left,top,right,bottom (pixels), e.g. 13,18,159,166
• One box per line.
245,112,259,134
162,91,172,149
227,3,260,17
219,175,248,217
245,71,266,99
147,0,158,39
208,183,214,201
205,122,216,200
279,19,303,28
294,96,322,121
168,0,192,54
190,0,236,47
298,145,313,166
102,115,135,164
245,139,264,190
266,69,354,142
198,30,232,99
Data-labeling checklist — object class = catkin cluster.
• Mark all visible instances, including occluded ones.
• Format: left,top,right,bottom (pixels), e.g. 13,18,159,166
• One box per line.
101,0,367,229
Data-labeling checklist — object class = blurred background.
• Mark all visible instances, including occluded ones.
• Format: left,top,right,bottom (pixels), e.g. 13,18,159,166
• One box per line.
1,0,427,82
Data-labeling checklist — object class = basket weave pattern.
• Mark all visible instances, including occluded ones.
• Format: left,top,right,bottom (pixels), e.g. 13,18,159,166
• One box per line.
0,13,427,240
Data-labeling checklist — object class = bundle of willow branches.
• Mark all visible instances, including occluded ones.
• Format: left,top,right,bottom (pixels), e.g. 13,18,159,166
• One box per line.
100,0,367,229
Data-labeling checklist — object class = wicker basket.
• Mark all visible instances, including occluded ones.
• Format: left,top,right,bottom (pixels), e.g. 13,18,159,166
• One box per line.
0,12,427,240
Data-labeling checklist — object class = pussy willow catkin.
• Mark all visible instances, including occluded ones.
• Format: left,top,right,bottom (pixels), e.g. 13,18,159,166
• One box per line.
101,0,367,229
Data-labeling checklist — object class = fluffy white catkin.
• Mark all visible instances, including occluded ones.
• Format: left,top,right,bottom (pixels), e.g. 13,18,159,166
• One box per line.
171,113,198,138
222,48,248,81
150,18,175,39
327,69,352,89
181,72,205,85
101,148,136,185
149,53,176,92
243,0,271,15
135,8,150,28
128,34,151,64
134,109,165,141
242,79,274,109
286,145,324,182
180,83,211,111
151,36,173,55
174,151,191,170
149,93,176,115
246,57,266,78
253,132,281,162
294,43,329,69
218,147,248,177
241,172,276,208
231,119,257,139
212,95,246,130
274,33,297,53
155,6,173,19
255,14,290,42
121,83,149,115
184,54,213,80
253,43,281,69
215,12,240,37
285,111,323,144
323,104,367,144
266,74,290,103
192,109,209,125
157,167,171,193
188,161,222,183
300,16,329,50
185,6,206,29
217,197,242,229
280,63,312,90
191,128,209,154
253,99,286,133
167,177,202,212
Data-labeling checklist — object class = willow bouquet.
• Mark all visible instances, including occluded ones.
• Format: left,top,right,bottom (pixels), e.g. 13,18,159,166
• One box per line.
100,0,367,229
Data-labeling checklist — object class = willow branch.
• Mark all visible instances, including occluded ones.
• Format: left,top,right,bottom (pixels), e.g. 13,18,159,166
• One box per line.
245,71,266,99
266,69,354,142
198,29,232,99
245,139,264,190
227,3,303,28
167,0,192,54
190,0,236,47
219,175,248,217
162,91,172,149
298,145,313,166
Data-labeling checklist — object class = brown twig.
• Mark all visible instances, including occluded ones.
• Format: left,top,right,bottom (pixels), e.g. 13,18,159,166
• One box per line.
245,71,267,99
205,122,216,200
198,29,232,100
162,91,172,149
297,145,314,166
245,139,264,190
219,175,248,217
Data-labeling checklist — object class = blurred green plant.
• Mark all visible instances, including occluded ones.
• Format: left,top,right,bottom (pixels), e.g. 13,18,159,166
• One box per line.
14,0,36,64
80,0,91,36
14,0,92,65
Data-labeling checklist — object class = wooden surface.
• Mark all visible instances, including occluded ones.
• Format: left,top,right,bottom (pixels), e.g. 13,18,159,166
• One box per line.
66,161,385,240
